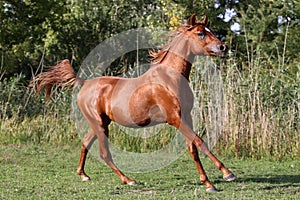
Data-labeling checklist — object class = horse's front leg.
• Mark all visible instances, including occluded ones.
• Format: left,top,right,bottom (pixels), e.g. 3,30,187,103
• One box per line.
189,130,237,183
186,142,218,192
173,116,236,192
77,129,97,181
181,115,217,192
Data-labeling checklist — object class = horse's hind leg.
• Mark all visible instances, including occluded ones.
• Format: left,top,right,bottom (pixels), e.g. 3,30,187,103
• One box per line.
77,87,136,185
97,122,137,185
77,129,97,181
79,108,136,184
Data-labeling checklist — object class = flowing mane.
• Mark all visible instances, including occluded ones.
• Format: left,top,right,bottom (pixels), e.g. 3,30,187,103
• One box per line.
150,25,190,65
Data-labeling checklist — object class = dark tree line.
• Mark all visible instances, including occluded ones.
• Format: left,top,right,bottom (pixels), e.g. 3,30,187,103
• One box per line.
1,0,299,81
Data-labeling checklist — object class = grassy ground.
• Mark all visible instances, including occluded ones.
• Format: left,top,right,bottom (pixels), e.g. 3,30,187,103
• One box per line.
1,143,299,200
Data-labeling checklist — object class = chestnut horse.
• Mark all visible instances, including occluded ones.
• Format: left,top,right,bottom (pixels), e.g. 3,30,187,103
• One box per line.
32,14,236,192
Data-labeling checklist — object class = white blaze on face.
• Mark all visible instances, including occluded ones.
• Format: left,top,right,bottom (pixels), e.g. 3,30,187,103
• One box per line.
204,27,219,41
205,27,212,33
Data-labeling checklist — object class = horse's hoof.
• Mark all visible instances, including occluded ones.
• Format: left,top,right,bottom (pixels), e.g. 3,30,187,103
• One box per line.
206,187,219,193
82,176,91,181
223,173,236,182
127,181,137,186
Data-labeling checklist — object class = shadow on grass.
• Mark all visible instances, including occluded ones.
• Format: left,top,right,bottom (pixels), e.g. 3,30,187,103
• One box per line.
238,174,300,192
242,174,300,184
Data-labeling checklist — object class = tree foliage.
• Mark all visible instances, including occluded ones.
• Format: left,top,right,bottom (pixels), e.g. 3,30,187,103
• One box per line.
231,1,300,68
0,0,299,80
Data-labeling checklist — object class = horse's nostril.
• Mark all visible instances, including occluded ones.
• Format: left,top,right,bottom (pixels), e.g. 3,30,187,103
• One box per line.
220,44,227,52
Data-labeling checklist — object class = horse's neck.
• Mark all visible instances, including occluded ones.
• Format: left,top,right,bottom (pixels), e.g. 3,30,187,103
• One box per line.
159,53,192,80
161,33,194,80
160,39,194,80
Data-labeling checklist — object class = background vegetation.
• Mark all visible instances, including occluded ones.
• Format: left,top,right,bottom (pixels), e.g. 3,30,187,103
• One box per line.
0,0,299,160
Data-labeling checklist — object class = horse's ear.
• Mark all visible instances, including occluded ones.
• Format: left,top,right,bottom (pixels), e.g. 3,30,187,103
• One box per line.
189,14,197,26
200,15,208,26
206,21,211,28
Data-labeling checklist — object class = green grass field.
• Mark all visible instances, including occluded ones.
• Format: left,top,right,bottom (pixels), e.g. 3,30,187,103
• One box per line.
1,143,299,200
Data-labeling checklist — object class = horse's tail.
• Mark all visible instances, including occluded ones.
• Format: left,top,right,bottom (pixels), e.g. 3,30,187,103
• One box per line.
31,59,84,101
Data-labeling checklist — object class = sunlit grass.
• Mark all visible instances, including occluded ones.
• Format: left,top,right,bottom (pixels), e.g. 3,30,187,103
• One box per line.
1,144,299,199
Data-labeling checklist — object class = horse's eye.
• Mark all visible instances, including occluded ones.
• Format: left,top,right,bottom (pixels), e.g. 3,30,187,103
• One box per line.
197,31,205,40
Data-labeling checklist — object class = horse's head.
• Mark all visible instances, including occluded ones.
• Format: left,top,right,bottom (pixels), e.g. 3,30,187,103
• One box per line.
179,14,228,57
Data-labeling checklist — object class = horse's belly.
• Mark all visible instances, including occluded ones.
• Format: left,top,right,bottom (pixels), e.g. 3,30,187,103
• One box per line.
110,99,166,128
110,84,171,127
